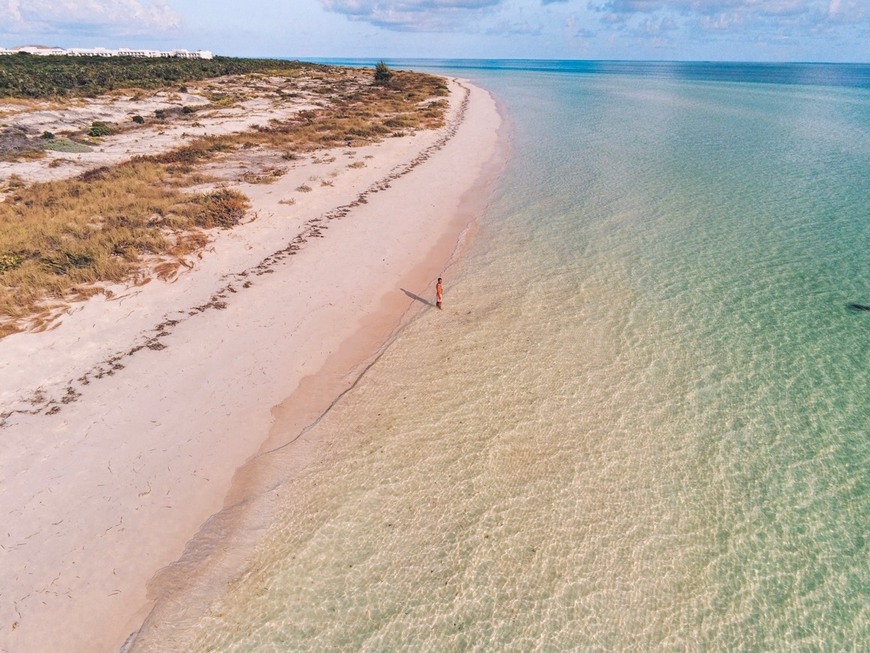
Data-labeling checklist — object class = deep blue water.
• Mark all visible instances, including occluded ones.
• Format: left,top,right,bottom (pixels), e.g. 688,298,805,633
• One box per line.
312,58,870,89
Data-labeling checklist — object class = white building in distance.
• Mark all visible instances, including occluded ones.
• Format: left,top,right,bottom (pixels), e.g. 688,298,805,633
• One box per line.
0,45,214,59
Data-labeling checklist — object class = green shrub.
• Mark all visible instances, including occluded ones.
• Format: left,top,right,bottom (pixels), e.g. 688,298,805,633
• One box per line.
88,121,113,137
374,60,392,85
42,138,92,153
0,56,323,100
41,131,55,140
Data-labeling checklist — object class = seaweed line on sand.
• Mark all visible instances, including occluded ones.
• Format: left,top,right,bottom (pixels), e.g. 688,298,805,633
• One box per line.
0,81,472,429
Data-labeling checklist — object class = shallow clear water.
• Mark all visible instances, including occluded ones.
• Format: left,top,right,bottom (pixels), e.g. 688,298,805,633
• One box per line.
139,63,869,650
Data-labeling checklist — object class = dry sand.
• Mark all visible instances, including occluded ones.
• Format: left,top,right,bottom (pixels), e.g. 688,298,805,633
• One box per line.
0,74,323,185
0,76,502,653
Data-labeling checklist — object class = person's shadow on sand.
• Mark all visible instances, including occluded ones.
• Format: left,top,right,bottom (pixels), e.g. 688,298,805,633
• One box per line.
402,288,434,307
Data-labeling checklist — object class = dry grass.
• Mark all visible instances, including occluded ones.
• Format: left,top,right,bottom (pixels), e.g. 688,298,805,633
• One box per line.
240,167,286,184
159,69,448,157
0,160,249,327
0,66,450,334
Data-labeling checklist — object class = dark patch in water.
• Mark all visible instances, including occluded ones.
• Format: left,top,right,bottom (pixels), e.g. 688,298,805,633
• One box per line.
846,302,870,313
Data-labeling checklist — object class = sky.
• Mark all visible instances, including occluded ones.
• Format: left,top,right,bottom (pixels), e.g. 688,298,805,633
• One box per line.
0,0,867,62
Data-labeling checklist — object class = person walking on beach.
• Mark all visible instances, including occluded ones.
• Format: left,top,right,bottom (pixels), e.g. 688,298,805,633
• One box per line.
436,277,444,310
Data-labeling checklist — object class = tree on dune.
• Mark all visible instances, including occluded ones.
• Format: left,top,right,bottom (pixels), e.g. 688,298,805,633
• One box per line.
374,60,392,85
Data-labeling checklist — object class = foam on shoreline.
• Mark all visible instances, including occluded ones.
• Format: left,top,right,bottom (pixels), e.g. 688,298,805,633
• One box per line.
0,78,503,653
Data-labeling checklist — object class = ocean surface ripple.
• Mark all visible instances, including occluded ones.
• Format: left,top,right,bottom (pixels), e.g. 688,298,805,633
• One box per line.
136,61,869,652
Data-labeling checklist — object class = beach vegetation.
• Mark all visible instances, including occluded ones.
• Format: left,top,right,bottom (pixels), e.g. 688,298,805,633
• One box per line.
240,168,286,184
0,62,449,335
0,159,249,332
203,93,239,109
0,55,323,99
191,188,250,227
374,61,392,85
0,127,41,161
0,145,46,162
42,138,92,153
88,121,113,137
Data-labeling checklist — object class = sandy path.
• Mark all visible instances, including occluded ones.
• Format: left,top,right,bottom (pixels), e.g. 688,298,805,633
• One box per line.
0,78,502,653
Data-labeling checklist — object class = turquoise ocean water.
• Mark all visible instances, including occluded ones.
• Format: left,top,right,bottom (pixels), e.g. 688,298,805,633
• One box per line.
134,62,869,650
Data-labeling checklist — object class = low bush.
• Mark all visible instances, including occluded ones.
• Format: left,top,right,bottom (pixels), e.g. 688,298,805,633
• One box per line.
191,189,250,228
88,121,113,137
42,138,92,153
0,55,321,100
374,61,392,85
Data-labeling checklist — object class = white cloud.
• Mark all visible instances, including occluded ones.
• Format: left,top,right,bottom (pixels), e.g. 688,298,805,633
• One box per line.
826,0,866,23
590,0,867,37
486,19,543,35
321,0,503,31
0,0,181,36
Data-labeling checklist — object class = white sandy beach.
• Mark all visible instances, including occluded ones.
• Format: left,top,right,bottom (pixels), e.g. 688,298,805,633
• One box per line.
0,76,502,653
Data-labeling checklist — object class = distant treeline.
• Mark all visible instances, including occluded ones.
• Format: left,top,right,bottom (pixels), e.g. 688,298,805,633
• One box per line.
0,53,327,99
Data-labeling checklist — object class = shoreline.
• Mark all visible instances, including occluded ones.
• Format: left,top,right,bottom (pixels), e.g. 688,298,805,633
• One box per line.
0,77,503,653
128,130,507,648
